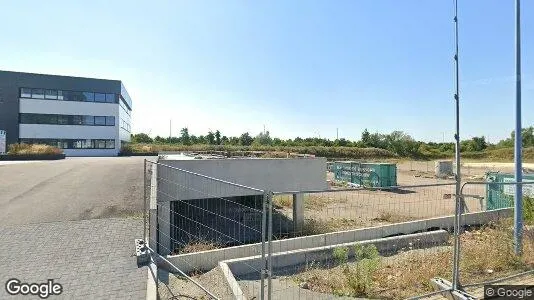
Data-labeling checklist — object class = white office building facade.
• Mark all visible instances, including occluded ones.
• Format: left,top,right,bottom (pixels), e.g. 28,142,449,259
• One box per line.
0,71,132,156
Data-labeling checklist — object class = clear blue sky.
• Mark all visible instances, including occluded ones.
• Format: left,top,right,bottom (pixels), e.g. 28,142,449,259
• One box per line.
1,0,533,143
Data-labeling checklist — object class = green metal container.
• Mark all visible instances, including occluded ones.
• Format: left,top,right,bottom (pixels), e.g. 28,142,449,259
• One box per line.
333,161,397,188
485,172,534,210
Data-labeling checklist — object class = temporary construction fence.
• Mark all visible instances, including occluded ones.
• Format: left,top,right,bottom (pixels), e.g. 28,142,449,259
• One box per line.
143,159,274,299
142,159,534,299
453,181,534,296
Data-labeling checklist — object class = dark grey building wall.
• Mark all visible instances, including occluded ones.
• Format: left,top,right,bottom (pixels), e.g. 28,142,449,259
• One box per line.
0,71,124,145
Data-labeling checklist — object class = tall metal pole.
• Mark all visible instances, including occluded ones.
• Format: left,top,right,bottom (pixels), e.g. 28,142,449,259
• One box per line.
451,0,462,290
514,0,523,255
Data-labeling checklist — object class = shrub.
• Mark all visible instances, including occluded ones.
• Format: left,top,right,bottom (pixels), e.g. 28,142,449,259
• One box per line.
354,244,379,260
344,244,381,297
7,143,62,155
119,143,134,155
332,246,349,265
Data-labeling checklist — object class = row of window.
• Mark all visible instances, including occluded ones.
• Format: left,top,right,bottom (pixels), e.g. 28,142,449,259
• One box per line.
19,139,116,149
120,118,131,132
20,88,118,104
19,113,115,126
119,100,131,116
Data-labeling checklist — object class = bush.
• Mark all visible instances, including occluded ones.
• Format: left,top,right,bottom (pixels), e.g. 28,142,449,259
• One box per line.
128,143,398,160
344,244,381,297
7,143,63,155
119,143,134,155
333,246,349,265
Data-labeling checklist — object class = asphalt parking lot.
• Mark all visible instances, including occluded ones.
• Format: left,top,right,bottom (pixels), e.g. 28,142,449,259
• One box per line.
0,156,154,226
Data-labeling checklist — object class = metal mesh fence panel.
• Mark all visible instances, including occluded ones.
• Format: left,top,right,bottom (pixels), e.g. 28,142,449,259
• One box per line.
266,184,458,299
145,160,268,300
458,181,534,296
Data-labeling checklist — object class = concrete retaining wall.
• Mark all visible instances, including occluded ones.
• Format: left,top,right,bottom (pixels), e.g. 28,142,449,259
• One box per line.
166,208,512,273
157,157,327,201
224,230,449,276
220,230,450,299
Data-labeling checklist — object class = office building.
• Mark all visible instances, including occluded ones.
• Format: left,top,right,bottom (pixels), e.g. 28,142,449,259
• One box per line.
0,70,132,156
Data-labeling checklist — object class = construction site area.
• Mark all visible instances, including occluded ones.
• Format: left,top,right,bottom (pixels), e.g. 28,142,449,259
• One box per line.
140,153,534,300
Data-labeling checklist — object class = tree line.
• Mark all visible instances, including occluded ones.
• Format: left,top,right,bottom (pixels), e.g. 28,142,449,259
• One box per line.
130,126,534,157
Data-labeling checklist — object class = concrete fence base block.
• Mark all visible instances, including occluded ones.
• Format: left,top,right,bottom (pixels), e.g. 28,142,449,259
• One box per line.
135,239,150,266
431,277,476,300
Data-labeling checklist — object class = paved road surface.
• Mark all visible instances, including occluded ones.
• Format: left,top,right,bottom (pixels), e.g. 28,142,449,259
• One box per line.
0,218,147,299
0,156,154,226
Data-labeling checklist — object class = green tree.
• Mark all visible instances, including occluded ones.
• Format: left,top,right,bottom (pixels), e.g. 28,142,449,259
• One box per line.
131,133,153,143
197,135,207,144
239,132,254,146
228,136,240,145
180,128,191,145
215,130,221,145
361,129,371,146
154,135,166,143
471,136,487,151
253,131,272,146
207,131,215,145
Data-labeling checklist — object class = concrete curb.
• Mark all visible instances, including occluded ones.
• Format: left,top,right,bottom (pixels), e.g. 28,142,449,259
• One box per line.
166,208,512,274
145,261,158,300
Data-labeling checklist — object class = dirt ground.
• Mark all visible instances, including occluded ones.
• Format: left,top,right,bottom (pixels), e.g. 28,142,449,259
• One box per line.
270,160,517,235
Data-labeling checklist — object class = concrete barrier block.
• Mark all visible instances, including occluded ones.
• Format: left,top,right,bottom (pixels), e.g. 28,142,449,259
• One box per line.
135,239,150,266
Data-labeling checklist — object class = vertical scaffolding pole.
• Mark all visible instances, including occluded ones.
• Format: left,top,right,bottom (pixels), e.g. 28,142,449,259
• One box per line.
451,0,462,290
514,0,523,255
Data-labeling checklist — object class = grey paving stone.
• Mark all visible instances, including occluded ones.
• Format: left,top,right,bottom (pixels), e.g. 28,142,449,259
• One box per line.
0,218,147,299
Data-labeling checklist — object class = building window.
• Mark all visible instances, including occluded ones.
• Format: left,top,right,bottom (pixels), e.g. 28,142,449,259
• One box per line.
45,90,58,99
32,89,44,99
21,88,32,98
83,92,94,102
95,140,106,149
20,87,125,106
105,116,115,126
19,113,116,126
72,115,83,125
94,116,106,126
106,140,115,149
36,114,57,124
57,115,69,125
106,93,115,103
20,138,114,150
83,115,94,125
62,91,72,101
94,93,106,103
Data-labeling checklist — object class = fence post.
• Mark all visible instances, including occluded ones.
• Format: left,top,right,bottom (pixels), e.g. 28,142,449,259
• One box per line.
267,191,273,300
260,191,268,300
292,193,304,233
143,159,148,242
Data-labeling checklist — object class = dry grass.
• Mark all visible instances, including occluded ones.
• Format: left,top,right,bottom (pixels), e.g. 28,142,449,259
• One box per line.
273,194,346,211
172,241,221,255
301,218,372,235
7,143,63,155
301,213,416,236
288,222,534,299
273,195,293,209
372,211,415,223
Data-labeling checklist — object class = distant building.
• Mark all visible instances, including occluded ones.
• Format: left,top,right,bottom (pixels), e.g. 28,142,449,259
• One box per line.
0,70,132,156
